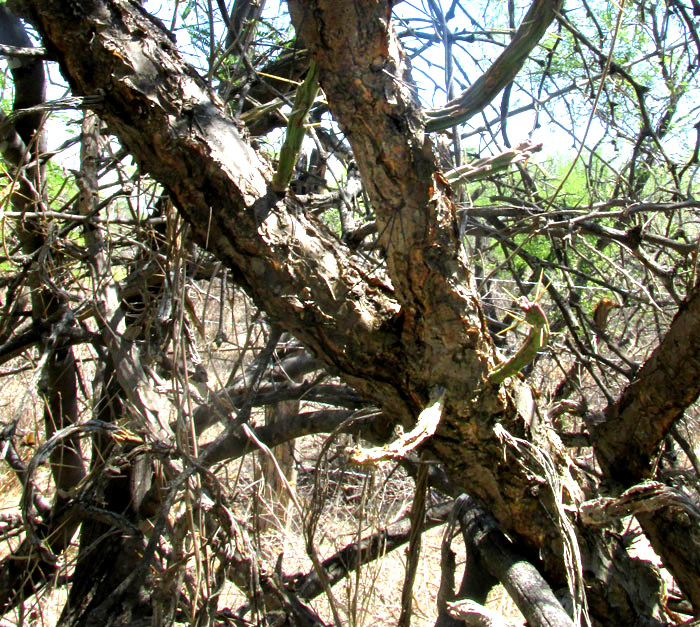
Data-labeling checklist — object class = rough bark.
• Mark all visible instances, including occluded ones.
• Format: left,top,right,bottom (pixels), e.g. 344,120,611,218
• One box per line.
14,0,687,624
593,282,700,609
594,283,700,483
285,0,575,571
455,496,574,627
18,0,562,558
20,0,409,424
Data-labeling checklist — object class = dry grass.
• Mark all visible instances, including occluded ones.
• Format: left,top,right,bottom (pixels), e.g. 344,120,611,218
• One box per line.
205,433,526,626
0,286,679,627
0,357,72,627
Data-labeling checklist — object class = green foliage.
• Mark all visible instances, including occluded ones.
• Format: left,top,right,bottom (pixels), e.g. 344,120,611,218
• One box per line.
321,207,342,237
541,155,590,205
45,161,77,206
0,73,13,116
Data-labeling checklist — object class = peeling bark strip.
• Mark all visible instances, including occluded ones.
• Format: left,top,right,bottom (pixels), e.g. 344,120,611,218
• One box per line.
580,481,700,526
350,386,446,463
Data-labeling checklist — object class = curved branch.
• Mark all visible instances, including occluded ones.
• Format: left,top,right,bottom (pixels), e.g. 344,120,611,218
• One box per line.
424,0,563,131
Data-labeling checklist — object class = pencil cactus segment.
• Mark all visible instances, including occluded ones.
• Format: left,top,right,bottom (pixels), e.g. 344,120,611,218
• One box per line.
272,60,320,193
488,297,550,384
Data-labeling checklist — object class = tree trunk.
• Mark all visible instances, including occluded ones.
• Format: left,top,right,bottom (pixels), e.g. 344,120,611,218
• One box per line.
18,1,696,624
0,7,85,612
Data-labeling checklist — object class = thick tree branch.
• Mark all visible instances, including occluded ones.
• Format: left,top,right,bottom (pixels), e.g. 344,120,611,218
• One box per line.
594,282,700,483
20,0,412,424
594,282,700,609
20,5,676,623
